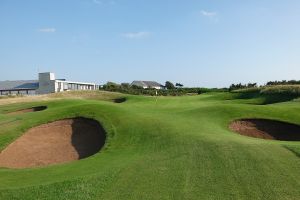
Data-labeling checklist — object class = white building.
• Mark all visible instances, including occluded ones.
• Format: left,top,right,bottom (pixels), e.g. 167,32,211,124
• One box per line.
0,72,99,95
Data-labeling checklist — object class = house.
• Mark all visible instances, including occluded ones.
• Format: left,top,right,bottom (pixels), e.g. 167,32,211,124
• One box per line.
0,72,99,95
131,81,164,90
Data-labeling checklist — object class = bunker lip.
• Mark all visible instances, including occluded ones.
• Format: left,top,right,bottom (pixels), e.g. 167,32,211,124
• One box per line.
8,106,47,114
0,117,106,169
114,97,127,103
229,119,300,141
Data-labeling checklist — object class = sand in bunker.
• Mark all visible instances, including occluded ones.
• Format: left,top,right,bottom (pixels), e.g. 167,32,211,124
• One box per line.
0,118,106,169
8,106,47,115
230,119,300,141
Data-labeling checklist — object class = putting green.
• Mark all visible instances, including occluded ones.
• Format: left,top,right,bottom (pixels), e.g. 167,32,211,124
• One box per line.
0,92,299,200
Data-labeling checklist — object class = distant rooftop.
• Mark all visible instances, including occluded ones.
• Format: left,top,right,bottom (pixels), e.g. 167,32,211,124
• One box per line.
131,81,163,88
0,80,39,91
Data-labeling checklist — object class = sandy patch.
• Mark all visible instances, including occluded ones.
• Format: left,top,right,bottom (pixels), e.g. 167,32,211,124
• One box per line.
0,118,106,169
229,119,300,141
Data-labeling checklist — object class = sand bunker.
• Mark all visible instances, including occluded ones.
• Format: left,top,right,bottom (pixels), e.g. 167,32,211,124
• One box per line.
114,97,127,103
0,118,106,169
8,106,47,114
229,119,300,141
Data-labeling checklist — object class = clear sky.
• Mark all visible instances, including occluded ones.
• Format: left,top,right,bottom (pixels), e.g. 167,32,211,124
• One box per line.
0,0,300,87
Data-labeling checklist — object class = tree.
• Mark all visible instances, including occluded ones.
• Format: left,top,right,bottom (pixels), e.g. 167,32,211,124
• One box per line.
247,83,257,88
131,85,143,90
176,83,184,88
165,81,175,89
121,83,130,89
103,82,120,90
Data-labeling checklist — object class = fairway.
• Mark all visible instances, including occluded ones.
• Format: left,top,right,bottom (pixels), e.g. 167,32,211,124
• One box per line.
0,92,299,199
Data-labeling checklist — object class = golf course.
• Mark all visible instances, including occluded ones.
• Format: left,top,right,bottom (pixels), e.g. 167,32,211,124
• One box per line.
0,91,299,199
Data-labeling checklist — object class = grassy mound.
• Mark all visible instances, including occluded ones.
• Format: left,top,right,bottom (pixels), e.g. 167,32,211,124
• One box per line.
230,85,300,104
0,91,299,199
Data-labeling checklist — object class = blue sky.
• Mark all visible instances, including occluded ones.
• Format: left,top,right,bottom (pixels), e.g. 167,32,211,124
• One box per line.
0,0,300,87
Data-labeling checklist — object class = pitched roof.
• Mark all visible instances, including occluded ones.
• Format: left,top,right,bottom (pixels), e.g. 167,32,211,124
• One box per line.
131,81,163,88
0,80,39,91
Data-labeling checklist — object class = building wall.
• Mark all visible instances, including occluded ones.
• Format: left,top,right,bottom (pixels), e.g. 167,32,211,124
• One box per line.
36,72,56,94
55,81,66,92
54,81,96,92
142,86,162,90
0,90,36,96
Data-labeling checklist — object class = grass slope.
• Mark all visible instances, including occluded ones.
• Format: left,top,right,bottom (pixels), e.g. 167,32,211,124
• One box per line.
0,92,299,199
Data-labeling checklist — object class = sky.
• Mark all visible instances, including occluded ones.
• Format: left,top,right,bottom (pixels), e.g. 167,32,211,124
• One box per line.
0,0,300,87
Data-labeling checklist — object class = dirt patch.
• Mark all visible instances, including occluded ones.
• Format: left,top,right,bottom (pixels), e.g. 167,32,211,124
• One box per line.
229,119,300,141
8,106,47,115
0,117,106,169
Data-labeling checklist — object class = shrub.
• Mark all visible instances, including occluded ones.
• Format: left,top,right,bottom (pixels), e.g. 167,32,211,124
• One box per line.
101,81,227,96
165,81,175,90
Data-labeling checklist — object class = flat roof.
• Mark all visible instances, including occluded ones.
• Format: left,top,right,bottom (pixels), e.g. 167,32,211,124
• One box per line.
0,80,39,91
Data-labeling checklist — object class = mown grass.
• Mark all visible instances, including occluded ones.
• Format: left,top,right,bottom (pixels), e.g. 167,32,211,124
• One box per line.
0,92,299,199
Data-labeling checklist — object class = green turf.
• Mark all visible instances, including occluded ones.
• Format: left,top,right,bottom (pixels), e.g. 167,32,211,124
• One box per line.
0,92,299,200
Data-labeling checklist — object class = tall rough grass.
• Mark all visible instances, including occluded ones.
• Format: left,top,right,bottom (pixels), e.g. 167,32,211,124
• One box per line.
233,85,300,96
231,85,300,104
260,85,300,96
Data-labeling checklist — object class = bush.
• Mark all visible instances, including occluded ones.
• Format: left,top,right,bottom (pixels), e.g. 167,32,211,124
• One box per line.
229,83,257,91
101,81,227,96
266,80,300,86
